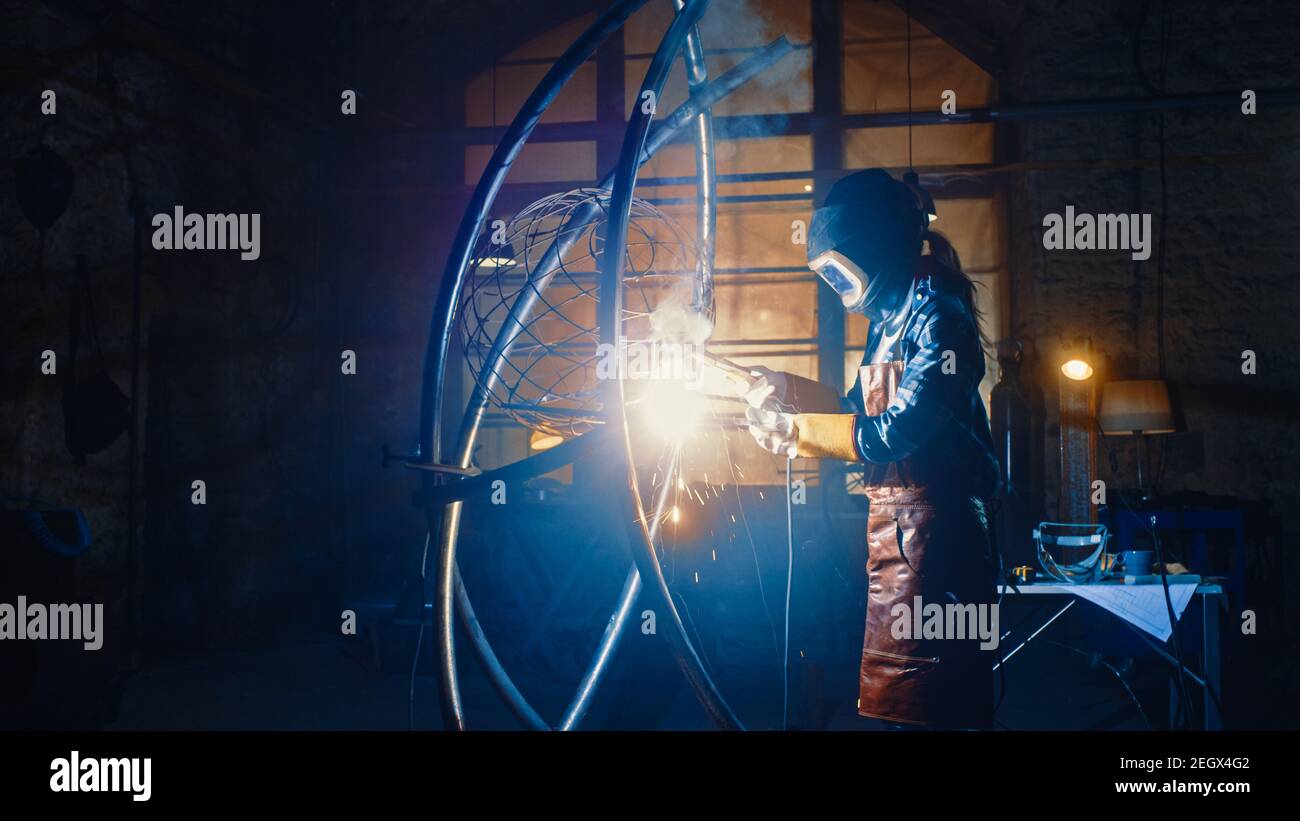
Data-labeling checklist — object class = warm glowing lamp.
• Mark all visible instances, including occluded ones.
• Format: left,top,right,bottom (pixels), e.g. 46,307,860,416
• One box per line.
1060,337,1095,381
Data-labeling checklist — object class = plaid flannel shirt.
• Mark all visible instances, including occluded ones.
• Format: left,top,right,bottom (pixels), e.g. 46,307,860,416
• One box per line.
846,271,999,496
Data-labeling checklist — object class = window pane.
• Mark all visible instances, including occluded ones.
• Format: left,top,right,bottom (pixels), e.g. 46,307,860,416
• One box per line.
842,1,995,113
466,62,596,127
842,123,995,168
464,141,597,184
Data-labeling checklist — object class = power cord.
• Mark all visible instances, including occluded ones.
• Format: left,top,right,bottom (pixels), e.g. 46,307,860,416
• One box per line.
408,530,431,730
1149,517,1194,728
990,497,1009,717
1045,639,1153,730
783,457,794,730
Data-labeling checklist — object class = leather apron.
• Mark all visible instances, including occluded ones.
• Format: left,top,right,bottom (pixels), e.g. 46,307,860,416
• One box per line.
857,362,995,728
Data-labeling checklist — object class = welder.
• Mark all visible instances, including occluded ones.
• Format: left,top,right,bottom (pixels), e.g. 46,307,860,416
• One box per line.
745,168,1000,730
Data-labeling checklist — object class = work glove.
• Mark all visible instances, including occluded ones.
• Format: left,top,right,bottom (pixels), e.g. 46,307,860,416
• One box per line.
788,413,861,461
746,402,797,459
745,366,844,414
746,408,863,461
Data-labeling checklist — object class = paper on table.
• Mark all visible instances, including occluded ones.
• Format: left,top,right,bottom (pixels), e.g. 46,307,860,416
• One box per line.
1071,583,1197,641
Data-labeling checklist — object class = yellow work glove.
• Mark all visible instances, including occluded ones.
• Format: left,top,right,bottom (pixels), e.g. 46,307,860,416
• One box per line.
791,413,861,461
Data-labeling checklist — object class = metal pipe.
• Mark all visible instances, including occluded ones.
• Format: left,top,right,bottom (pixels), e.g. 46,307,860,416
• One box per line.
673,0,717,316
421,30,794,731
446,36,794,472
452,566,551,730
993,599,1076,671
422,87,1300,146
421,0,652,731
469,36,794,431
412,430,609,508
551,9,729,730
557,449,680,729
598,0,743,730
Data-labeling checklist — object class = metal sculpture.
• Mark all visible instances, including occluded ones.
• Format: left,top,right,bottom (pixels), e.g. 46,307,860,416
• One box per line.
415,0,795,730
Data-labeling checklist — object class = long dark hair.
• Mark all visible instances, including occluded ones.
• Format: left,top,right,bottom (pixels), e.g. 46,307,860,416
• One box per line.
921,228,991,354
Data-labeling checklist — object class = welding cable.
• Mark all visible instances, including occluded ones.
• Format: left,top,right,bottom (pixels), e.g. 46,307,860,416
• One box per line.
783,456,794,731
1150,522,1194,728
720,427,780,655
409,530,431,730
990,497,1009,716
1044,640,1153,730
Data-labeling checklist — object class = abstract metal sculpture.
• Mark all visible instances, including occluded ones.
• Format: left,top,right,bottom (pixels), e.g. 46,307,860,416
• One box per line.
415,0,794,730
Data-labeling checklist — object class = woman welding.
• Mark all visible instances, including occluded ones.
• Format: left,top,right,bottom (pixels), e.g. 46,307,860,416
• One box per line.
745,168,1000,730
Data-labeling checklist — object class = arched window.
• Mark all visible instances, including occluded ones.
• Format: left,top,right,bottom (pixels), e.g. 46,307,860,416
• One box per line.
461,0,1005,486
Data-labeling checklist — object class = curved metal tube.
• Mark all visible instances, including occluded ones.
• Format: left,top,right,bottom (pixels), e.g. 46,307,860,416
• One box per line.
452,566,551,730
597,0,743,730
557,1,722,730
673,0,717,314
416,4,793,727
425,34,794,731
558,567,641,730
449,37,792,449
422,0,651,730
558,448,679,730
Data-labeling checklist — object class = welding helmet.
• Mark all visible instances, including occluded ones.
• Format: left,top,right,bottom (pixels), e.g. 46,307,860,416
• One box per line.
808,169,930,320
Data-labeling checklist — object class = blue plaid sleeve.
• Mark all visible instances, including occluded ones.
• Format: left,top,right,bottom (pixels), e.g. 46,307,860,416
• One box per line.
853,294,984,463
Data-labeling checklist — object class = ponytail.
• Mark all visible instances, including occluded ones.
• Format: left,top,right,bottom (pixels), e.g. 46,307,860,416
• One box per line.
922,228,990,353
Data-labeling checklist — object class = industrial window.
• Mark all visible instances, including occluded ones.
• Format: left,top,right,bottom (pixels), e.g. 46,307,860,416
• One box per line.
460,0,1005,485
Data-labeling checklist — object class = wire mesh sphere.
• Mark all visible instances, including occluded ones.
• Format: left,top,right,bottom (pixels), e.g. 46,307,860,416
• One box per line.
457,188,712,439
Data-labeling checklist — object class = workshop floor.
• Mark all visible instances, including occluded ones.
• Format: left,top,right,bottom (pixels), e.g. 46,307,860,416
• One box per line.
104,633,1155,731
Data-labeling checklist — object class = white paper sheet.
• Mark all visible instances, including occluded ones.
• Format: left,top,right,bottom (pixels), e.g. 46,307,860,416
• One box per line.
1070,583,1197,641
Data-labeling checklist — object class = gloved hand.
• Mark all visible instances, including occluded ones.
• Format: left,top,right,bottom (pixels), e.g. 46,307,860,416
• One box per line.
744,366,796,413
746,402,797,459
744,366,844,414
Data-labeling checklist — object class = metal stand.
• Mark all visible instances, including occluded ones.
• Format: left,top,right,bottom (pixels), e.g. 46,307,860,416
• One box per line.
995,583,1225,730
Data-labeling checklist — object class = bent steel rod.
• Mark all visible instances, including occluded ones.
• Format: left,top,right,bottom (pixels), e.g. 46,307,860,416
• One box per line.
558,447,680,730
421,0,651,731
674,0,716,315
421,31,794,730
451,567,550,730
598,0,743,730
557,0,722,730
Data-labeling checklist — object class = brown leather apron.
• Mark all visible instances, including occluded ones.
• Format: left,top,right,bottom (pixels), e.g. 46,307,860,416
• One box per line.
857,362,995,728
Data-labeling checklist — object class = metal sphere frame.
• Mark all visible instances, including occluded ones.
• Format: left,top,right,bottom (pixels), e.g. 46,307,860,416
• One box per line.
416,0,793,730
458,189,703,439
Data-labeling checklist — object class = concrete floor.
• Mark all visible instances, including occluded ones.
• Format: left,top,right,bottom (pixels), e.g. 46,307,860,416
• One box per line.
104,632,1153,731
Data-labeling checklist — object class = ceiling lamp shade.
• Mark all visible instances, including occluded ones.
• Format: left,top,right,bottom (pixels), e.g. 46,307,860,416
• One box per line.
1098,380,1176,434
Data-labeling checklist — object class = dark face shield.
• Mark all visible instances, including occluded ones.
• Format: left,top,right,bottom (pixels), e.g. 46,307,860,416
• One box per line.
808,202,913,319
